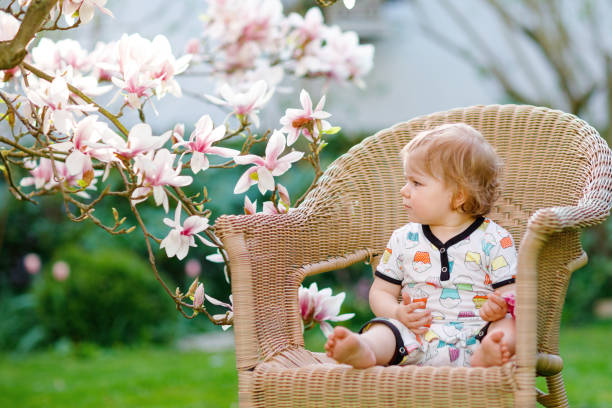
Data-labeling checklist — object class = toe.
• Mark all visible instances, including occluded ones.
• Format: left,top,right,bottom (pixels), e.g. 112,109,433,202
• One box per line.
334,326,350,339
489,330,504,343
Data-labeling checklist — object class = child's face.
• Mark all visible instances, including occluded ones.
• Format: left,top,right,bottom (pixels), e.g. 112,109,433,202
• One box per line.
400,157,456,225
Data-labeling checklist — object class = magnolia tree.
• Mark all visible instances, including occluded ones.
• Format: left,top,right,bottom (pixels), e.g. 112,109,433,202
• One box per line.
0,0,369,336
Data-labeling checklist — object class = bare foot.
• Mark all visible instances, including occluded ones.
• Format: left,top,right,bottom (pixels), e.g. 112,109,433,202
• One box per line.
324,326,376,369
470,330,512,367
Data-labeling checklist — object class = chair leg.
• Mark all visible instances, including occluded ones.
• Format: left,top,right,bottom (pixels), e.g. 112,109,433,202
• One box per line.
536,373,569,408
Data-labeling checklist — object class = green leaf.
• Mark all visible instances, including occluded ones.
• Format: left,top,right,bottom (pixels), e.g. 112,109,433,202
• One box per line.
322,126,341,135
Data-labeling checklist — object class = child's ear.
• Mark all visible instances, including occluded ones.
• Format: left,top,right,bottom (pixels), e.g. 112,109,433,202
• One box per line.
452,189,466,210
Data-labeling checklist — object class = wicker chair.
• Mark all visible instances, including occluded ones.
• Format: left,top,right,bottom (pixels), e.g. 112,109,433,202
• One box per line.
215,105,612,407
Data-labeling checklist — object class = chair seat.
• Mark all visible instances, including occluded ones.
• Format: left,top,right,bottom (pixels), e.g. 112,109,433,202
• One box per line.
250,348,516,407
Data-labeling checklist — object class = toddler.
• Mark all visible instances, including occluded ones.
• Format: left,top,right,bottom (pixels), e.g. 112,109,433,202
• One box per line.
325,123,517,368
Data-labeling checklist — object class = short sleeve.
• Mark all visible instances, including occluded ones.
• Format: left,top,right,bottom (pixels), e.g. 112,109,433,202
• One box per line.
375,231,403,285
487,229,518,289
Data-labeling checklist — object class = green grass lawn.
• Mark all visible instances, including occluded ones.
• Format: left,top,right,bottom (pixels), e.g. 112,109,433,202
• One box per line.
0,346,238,408
1,321,610,407
538,320,612,408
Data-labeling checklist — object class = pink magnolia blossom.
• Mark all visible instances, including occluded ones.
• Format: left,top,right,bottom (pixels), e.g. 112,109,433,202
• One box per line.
0,11,20,79
110,34,191,108
52,261,70,281
24,76,97,134
343,0,356,9
132,148,193,212
90,40,118,82
279,89,331,145
206,249,230,283
29,39,112,97
148,35,191,98
104,123,170,160
50,115,116,177
262,201,286,214
184,38,201,55
299,282,354,337
316,27,374,88
277,183,290,208
233,130,303,194
160,204,214,260
24,253,42,275
206,80,272,127
204,0,284,72
172,114,239,174
62,0,113,25
206,250,226,264
244,188,290,214
32,38,92,74
244,196,257,215
20,158,54,190
185,258,202,278
0,11,19,42
206,294,233,330
20,157,100,198
262,183,291,214
110,68,157,109
286,7,325,50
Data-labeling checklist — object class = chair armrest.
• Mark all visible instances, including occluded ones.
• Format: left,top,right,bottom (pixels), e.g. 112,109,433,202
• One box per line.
215,210,376,370
514,199,612,401
214,212,308,370
526,201,611,235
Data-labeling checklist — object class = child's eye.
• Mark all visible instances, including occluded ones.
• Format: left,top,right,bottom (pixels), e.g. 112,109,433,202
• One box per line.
412,180,422,186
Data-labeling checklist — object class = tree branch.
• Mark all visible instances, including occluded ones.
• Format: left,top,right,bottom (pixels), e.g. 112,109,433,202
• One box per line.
0,0,59,70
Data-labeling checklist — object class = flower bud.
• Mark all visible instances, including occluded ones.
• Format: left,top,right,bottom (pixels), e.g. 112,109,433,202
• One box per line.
185,258,201,278
193,283,205,309
187,277,199,299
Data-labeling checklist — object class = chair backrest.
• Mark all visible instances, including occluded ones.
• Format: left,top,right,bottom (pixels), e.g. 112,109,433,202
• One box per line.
298,104,601,352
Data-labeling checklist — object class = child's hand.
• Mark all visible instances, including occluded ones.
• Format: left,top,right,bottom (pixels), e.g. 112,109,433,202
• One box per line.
479,290,508,322
395,292,432,335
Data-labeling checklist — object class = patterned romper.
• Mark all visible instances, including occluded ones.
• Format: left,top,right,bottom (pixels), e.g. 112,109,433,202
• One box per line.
361,216,517,367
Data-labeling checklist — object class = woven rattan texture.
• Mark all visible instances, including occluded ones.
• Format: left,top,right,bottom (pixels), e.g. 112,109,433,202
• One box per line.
215,105,612,407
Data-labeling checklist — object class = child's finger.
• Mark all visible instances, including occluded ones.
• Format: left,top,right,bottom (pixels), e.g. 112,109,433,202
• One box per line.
404,314,431,328
413,315,432,328
401,309,423,322
402,292,411,305
405,302,426,312
489,293,507,307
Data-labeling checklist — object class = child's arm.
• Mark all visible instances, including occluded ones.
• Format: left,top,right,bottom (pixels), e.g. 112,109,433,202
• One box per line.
369,277,433,335
480,284,515,322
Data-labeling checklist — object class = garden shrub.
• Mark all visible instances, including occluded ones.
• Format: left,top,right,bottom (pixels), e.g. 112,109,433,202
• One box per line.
0,292,45,352
34,246,175,346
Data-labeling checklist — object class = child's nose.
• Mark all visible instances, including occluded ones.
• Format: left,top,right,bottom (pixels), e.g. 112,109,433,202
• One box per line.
400,183,410,196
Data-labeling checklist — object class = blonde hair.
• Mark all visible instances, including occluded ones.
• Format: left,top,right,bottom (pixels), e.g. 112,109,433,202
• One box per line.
400,123,502,217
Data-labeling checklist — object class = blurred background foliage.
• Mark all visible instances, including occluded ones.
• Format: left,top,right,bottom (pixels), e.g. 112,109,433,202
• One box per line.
2,0,612,353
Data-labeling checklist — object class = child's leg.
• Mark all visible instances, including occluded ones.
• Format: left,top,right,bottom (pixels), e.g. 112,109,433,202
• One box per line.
470,315,515,367
325,324,396,368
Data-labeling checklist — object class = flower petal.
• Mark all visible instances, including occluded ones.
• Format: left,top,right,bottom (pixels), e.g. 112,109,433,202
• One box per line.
257,167,275,194
299,89,313,113
265,130,286,161
233,167,257,194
